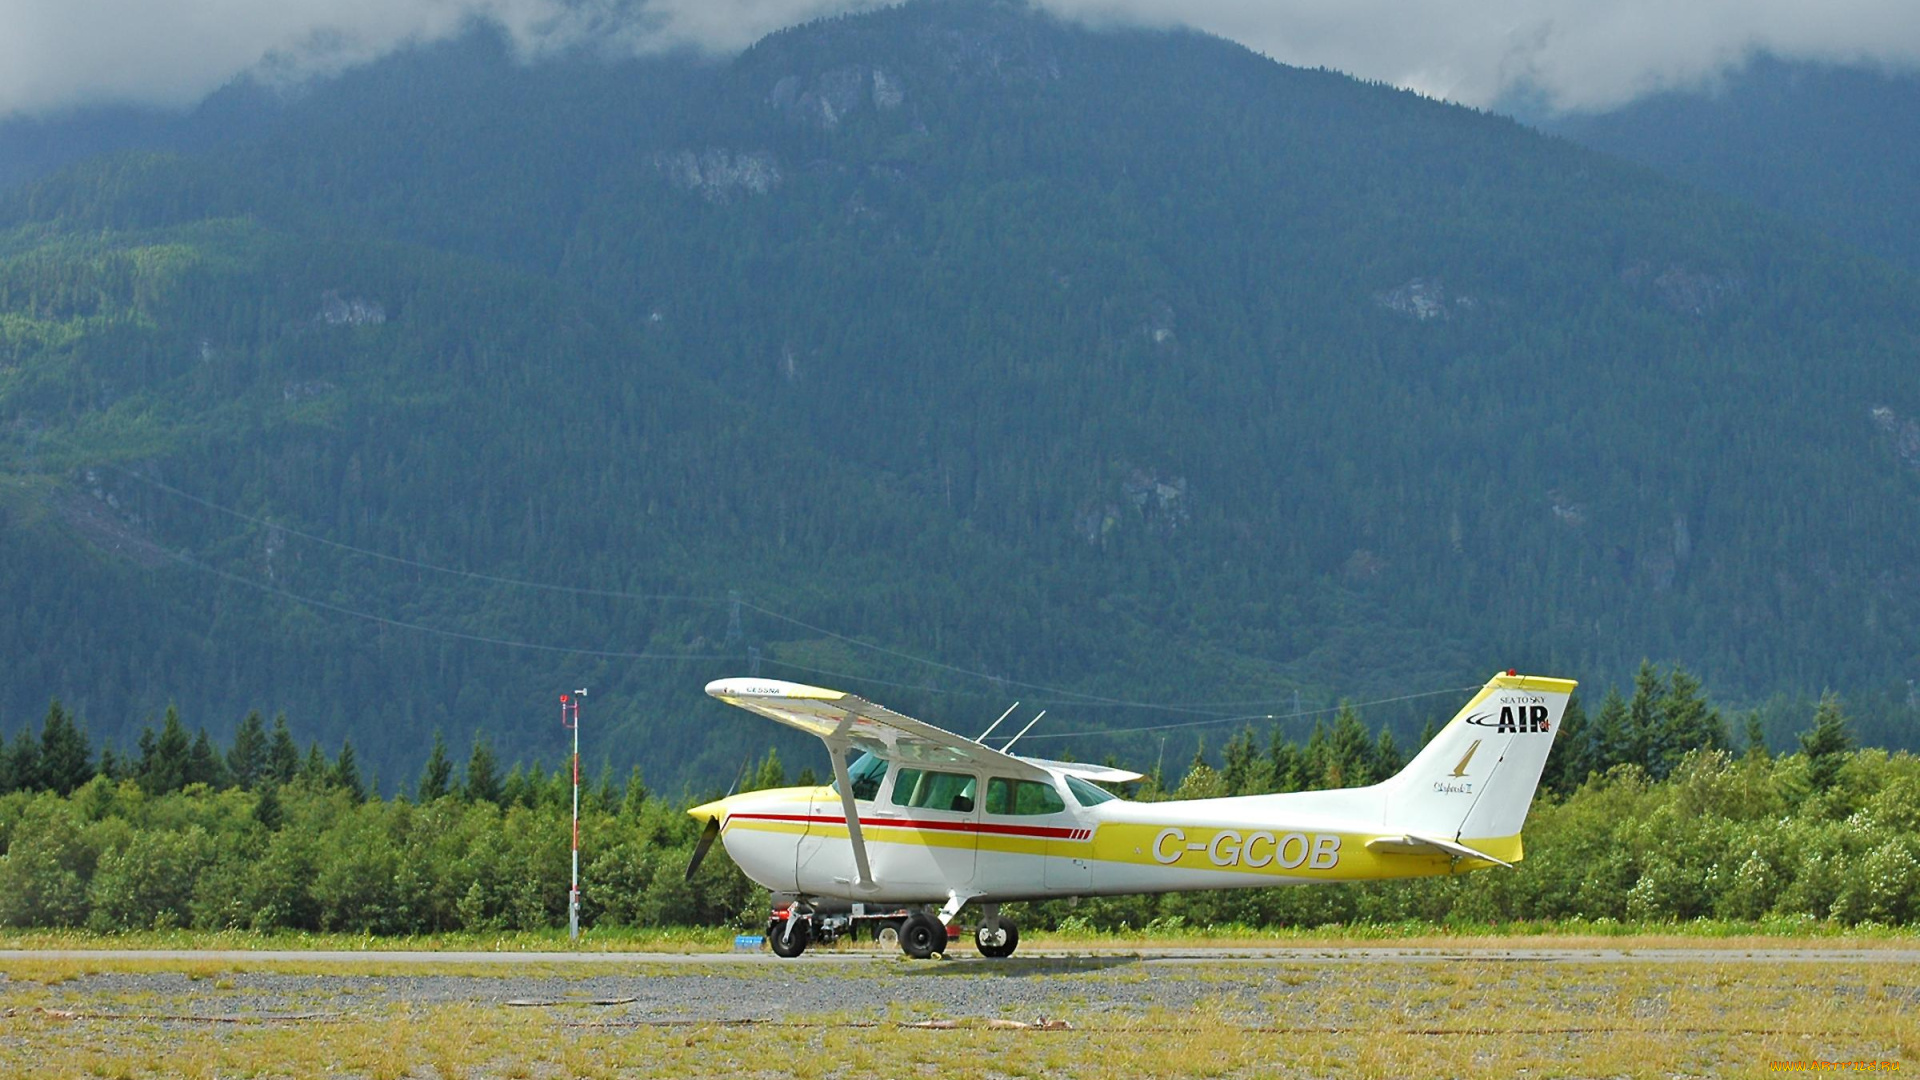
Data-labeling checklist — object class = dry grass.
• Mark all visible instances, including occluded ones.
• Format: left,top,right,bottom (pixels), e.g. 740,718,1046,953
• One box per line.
3,956,1912,1078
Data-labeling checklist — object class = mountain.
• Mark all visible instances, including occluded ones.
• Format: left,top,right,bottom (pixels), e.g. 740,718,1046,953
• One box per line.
1539,55,1920,272
3,0,1919,787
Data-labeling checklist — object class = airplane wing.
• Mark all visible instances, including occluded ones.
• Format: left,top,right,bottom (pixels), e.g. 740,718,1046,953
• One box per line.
1015,756,1146,784
705,678,1054,780
705,677,1059,891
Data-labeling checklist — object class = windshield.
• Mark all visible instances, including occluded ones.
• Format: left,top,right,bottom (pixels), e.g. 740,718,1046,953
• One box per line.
830,752,889,801
1064,774,1117,806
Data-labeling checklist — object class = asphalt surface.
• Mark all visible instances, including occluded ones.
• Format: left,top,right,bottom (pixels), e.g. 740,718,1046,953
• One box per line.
4,945,1916,965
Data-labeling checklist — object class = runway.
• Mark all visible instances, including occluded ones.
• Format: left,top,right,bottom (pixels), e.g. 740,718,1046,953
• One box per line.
4,944,1916,965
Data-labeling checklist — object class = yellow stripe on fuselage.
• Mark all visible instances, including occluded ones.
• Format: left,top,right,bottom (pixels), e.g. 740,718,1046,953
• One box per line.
723,816,1521,881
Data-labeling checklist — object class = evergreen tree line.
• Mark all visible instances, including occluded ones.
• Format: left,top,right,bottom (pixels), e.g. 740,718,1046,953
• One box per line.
0,666,1911,933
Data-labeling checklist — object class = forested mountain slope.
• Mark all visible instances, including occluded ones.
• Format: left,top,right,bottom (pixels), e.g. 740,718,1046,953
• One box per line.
1541,55,1920,272
3,0,1918,787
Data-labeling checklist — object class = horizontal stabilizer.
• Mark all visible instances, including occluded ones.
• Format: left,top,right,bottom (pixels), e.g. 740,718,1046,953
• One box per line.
1365,833,1514,868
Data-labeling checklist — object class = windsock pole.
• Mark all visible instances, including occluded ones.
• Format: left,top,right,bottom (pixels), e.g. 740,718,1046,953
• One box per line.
561,690,584,941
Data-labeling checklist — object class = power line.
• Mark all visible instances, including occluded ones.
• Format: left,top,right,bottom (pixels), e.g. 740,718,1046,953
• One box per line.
1020,684,1482,741
155,546,734,663
40,438,1418,718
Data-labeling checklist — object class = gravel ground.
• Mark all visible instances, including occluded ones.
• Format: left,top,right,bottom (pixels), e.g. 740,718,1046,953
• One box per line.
6,956,1279,1024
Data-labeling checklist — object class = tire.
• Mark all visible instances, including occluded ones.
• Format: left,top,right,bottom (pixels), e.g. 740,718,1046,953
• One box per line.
770,916,809,958
899,912,943,960
975,920,1019,959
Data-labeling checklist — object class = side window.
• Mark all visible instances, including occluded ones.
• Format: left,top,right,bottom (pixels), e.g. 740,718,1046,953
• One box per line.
985,777,1012,815
891,768,977,812
985,777,1067,815
1015,779,1067,815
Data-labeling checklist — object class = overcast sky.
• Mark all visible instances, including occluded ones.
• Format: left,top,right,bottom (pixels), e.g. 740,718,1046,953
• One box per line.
4,0,1918,119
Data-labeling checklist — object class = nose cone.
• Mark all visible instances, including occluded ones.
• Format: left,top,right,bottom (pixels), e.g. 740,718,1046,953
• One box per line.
688,797,730,824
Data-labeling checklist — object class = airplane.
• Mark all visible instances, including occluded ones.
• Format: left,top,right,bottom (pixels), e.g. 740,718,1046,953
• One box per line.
687,670,1573,959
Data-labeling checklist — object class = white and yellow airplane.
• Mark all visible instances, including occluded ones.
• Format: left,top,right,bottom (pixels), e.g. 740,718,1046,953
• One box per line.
689,670,1573,959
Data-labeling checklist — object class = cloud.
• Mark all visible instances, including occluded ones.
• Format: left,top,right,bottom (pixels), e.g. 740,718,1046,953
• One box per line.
1039,0,1920,111
2,0,1918,118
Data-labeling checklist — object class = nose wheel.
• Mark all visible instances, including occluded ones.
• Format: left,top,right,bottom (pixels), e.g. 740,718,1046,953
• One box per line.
769,912,810,958
974,919,1019,958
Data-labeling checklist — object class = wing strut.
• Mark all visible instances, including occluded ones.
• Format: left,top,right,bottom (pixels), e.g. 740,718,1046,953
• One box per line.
827,742,877,890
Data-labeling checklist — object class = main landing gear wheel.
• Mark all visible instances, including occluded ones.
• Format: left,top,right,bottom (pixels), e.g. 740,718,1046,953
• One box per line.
974,920,1019,959
899,911,945,960
770,916,809,958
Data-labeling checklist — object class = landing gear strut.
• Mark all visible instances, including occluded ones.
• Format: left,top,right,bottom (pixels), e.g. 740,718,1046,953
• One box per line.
974,903,1019,958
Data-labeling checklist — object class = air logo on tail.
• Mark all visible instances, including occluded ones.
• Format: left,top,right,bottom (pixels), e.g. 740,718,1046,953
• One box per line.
1465,704,1552,733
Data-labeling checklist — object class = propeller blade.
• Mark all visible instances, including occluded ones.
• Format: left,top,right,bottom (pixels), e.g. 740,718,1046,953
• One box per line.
685,817,720,882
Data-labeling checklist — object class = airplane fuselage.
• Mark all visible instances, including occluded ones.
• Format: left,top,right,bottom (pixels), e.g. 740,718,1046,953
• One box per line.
695,778,1517,906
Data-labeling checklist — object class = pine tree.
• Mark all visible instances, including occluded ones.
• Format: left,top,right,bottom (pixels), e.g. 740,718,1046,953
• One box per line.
332,739,365,802
253,782,285,830
418,730,454,801
186,728,228,789
1416,719,1442,749
591,764,617,813
1326,704,1375,788
794,766,817,787
500,763,531,807
227,711,269,790
1300,721,1330,791
1652,665,1725,779
620,765,649,817
1799,692,1854,792
1268,735,1303,793
465,733,501,804
3,728,40,793
38,700,93,796
141,707,192,795
1373,725,1404,778
1588,688,1635,773
1742,712,1770,761
1623,660,1663,772
1221,726,1260,795
98,744,122,782
267,715,300,783
301,742,329,785
749,748,785,792
1541,693,1591,793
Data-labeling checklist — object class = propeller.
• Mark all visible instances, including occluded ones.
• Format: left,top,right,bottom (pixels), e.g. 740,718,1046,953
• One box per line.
685,816,720,882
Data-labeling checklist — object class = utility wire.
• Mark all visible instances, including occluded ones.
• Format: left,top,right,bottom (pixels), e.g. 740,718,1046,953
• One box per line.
1021,684,1482,741
40,438,1452,719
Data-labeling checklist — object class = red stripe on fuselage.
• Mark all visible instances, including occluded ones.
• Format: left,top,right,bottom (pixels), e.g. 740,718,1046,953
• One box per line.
727,812,1086,840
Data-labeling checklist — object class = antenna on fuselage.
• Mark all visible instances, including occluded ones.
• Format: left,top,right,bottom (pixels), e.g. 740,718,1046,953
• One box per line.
975,702,1020,744
999,709,1048,754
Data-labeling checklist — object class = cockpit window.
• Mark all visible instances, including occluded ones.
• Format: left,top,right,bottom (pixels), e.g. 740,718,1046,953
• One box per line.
890,768,977,812
831,753,888,801
985,777,1067,815
1064,774,1117,806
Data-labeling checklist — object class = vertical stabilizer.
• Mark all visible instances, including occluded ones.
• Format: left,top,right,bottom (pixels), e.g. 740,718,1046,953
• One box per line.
1379,672,1575,848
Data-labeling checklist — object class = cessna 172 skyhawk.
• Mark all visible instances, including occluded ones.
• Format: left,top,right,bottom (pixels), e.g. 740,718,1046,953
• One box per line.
689,670,1573,959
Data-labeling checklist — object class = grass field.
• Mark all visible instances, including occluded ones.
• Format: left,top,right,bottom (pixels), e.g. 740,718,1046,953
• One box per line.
1,945,1912,1078
2,916,1915,955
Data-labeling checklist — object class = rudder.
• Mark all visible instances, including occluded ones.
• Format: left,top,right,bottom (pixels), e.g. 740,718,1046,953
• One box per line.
1379,672,1576,851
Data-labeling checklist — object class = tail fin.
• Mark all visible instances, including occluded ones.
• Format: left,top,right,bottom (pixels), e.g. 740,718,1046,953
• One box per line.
1378,672,1575,854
